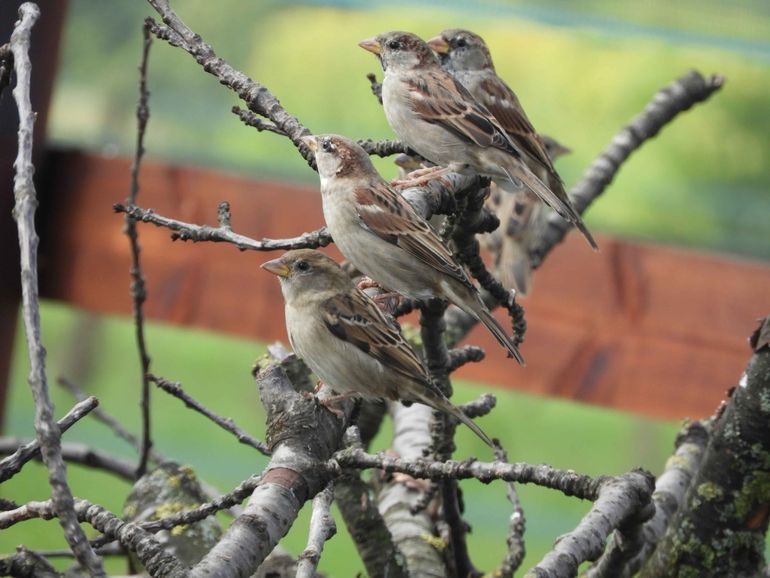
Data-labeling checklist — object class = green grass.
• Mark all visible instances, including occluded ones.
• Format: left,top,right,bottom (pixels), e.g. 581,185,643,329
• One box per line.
2,302,681,574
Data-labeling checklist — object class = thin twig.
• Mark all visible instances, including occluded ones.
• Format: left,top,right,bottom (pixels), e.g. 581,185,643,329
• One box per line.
333,448,604,498
493,444,526,577
114,203,333,251
0,397,99,483
126,22,154,479
0,499,183,576
447,346,486,373
10,4,105,575
529,70,726,267
296,483,337,578
144,1,315,166
0,438,136,482
57,377,168,465
147,373,271,455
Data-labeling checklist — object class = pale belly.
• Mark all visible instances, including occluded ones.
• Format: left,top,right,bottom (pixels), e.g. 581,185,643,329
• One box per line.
285,303,395,399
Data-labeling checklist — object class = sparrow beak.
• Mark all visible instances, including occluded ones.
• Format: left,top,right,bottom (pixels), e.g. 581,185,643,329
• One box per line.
358,37,382,55
427,36,450,54
300,135,317,152
261,258,290,278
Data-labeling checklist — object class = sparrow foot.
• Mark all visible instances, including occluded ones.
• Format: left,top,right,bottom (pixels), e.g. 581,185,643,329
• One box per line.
391,165,452,188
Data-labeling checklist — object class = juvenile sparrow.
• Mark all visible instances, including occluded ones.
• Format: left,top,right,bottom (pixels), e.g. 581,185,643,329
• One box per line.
358,31,596,250
300,133,524,365
261,249,495,448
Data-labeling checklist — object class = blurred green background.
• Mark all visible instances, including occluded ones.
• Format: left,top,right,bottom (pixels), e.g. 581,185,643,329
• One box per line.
2,0,769,574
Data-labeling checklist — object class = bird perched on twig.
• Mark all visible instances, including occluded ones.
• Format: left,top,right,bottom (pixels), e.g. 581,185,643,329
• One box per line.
261,249,496,448
358,31,596,251
300,133,524,364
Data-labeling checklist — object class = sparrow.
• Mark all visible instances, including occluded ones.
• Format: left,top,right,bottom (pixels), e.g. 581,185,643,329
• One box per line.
358,31,596,251
300,133,524,365
261,249,495,448
483,137,573,295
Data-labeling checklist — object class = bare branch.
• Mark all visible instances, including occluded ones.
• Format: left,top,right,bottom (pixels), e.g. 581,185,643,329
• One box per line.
187,364,349,577
446,345,486,373
0,396,98,482
529,70,725,266
640,315,770,577
0,499,184,576
113,202,333,252
57,376,167,466
0,438,136,482
126,22,155,479
493,444,526,578
148,373,271,456
529,471,654,577
9,4,104,574
590,421,710,578
0,546,60,578
232,105,288,136
335,449,608,497
296,483,337,578
144,0,315,166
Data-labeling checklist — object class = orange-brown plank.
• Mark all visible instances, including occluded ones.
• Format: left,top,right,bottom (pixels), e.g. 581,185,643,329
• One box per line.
39,150,770,420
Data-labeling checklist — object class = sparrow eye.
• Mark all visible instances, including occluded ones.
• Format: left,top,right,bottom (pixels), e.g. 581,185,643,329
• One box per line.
295,260,310,272
387,39,401,50
456,38,467,48
321,138,334,153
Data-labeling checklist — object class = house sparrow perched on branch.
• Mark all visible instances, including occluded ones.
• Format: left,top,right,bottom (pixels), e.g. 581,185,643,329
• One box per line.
428,29,593,292
300,133,524,364
358,31,596,251
261,249,495,448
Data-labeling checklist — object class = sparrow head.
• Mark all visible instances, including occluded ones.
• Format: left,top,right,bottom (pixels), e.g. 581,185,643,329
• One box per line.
261,249,352,304
428,29,493,72
300,134,375,181
359,31,439,72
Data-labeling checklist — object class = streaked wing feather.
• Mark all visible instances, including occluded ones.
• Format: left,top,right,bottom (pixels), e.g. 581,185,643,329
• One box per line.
476,76,555,173
405,71,519,157
321,290,428,384
354,182,473,289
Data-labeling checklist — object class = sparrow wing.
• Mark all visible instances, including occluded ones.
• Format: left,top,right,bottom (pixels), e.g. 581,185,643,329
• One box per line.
404,70,520,157
321,289,429,385
353,180,474,290
475,75,556,173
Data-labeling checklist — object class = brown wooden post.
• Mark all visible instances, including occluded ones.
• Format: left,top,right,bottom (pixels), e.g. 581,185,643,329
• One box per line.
0,0,67,424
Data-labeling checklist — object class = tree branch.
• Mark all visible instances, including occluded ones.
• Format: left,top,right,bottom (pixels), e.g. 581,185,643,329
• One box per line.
9,4,105,575
640,315,770,577
144,0,315,167
0,499,183,576
589,421,710,578
529,70,725,267
296,483,336,578
186,363,348,578
0,396,98,482
126,21,155,479
148,373,270,455
0,438,136,482
113,202,333,252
